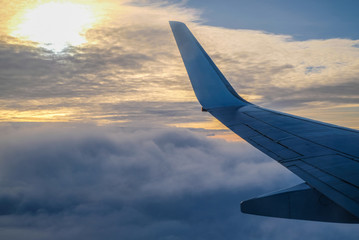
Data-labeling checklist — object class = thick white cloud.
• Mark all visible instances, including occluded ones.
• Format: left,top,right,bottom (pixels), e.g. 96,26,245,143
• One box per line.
0,124,357,240
0,124,296,200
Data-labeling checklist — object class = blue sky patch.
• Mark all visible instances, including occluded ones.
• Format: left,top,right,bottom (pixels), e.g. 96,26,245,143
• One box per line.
305,66,326,74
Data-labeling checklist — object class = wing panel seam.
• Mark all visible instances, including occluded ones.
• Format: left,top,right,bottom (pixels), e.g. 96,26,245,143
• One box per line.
290,161,359,200
241,111,359,160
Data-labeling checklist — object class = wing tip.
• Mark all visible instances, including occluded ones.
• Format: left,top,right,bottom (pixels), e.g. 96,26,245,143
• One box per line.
169,21,185,25
169,21,186,31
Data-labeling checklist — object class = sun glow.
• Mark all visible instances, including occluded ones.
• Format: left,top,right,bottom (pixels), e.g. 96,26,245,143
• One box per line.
11,2,96,52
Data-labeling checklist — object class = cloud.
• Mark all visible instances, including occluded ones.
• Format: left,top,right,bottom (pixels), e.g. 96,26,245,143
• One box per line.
0,0,205,124
1,0,358,126
0,124,294,201
0,124,358,240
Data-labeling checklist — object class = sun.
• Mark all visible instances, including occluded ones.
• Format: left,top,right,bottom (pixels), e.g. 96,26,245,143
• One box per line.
11,2,96,52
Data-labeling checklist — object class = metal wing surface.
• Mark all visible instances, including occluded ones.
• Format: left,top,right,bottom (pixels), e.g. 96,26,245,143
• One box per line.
170,21,359,223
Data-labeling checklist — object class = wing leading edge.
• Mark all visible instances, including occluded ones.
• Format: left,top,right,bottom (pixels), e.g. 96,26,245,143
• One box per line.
170,21,359,223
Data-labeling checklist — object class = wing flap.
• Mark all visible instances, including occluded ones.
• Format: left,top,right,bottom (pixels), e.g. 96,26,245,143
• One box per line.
301,155,359,187
241,183,359,223
288,165,359,217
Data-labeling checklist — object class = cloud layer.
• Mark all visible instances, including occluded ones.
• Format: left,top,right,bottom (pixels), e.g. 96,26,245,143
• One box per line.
0,124,358,239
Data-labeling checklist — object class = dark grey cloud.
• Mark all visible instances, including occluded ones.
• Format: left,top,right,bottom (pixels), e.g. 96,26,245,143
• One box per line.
207,55,359,110
250,79,359,110
209,54,359,110
0,124,357,239
0,35,155,100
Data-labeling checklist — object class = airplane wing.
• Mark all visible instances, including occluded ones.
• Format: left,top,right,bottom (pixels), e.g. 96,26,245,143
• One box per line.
170,21,359,223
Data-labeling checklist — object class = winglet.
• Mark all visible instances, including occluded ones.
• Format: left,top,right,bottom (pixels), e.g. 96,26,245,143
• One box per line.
169,21,248,109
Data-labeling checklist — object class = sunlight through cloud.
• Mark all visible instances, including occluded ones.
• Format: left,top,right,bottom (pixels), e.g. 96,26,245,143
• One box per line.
11,2,96,52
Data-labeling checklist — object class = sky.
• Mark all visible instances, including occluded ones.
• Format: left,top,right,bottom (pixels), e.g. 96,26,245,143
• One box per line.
186,0,359,40
0,0,359,239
